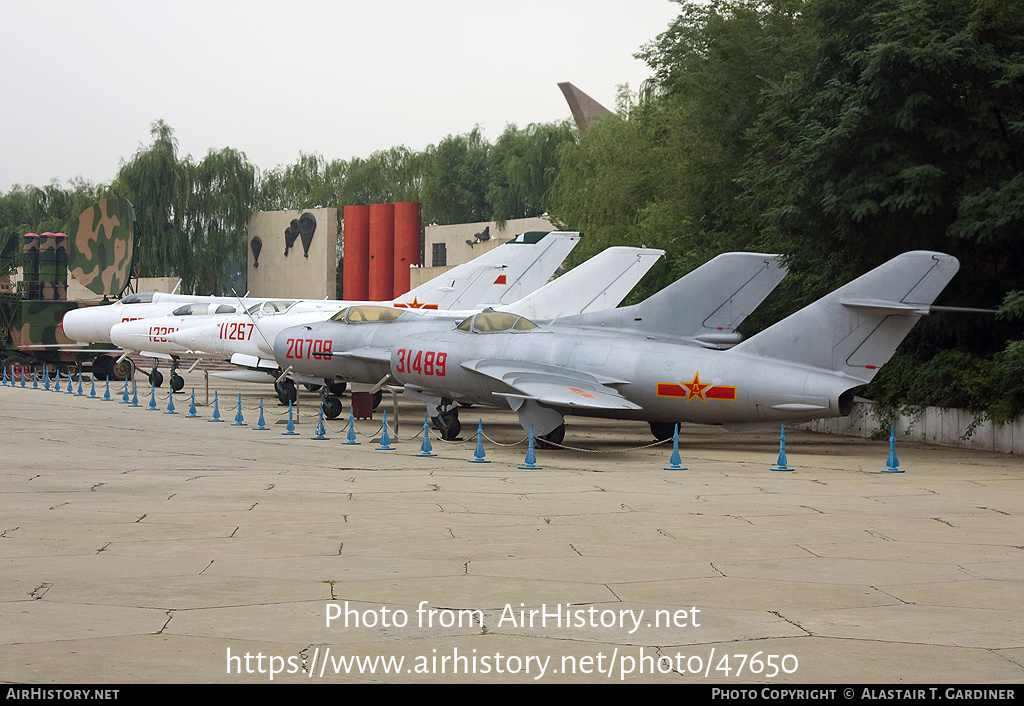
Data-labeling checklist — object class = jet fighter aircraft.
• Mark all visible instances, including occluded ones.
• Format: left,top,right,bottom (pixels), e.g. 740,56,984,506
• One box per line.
273,251,790,437
171,245,666,410
374,251,958,445
79,231,582,389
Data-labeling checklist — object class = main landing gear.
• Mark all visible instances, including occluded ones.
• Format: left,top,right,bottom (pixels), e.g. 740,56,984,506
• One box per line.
534,424,566,450
275,378,298,405
649,421,679,442
147,359,184,392
430,403,461,441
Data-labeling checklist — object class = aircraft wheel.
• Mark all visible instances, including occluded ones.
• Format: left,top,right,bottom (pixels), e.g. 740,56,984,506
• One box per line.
322,395,343,419
649,421,678,442
275,379,297,406
535,424,566,450
432,408,461,440
149,370,164,388
327,381,347,396
92,355,112,379
371,390,383,410
170,374,185,393
110,357,134,382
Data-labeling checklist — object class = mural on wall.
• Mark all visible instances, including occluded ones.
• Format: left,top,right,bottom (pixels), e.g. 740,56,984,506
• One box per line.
250,236,262,268
283,212,317,258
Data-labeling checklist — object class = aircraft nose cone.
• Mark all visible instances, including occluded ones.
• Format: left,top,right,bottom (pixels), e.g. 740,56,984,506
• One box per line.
62,308,106,343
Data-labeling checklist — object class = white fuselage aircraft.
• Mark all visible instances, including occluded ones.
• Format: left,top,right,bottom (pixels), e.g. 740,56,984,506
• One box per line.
64,231,582,389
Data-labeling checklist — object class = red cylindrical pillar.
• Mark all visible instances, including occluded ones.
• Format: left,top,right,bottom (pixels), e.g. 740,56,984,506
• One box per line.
393,202,421,298
342,205,369,301
368,203,395,301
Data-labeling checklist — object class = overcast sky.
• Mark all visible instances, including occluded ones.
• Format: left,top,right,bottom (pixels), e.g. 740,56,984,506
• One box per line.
0,0,680,193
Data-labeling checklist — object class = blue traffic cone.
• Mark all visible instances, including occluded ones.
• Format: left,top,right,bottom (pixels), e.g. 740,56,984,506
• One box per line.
129,380,139,407
147,381,157,410
376,410,394,450
470,420,489,463
102,376,112,402
771,424,793,471
209,391,224,422
281,400,297,435
185,388,199,417
417,414,436,457
519,424,541,470
882,425,903,473
53,369,60,392
253,397,268,430
312,403,329,440
232,393,246,426
119,377,129,404
43,367,50,390
343,407,359,445
664,424,687,470
165,386,177,414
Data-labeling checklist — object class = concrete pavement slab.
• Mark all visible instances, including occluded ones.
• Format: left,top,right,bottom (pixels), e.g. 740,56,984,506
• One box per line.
1,379,1022,683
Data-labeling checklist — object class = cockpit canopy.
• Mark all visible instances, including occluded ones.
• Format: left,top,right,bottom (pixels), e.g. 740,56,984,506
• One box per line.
119,293,154,304
245,300,295,316
171,303,238,316
456,310,538,333
330,305,406,324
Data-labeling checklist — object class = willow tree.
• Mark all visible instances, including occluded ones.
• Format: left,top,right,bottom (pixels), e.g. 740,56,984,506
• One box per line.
178,147,256,295
487,121,577,225
420,128,491,225
108,120,185,281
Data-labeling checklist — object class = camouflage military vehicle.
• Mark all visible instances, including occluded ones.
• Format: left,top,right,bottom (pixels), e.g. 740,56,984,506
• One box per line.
1,198,140,381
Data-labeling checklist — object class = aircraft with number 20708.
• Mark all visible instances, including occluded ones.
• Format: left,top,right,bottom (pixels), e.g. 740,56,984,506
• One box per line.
276,250,958,447
272,251,792,441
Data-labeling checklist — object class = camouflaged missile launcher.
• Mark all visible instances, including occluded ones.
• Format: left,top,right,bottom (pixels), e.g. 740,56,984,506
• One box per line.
2,198,138,373
70,197,136,298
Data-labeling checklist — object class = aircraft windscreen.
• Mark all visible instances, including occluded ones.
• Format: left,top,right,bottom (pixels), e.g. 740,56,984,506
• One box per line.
457,311,537,333
259,300,294,315
120,293,154,304
341,306,406,324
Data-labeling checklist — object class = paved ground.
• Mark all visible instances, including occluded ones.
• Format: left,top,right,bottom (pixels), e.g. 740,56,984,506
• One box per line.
1,375,1022,684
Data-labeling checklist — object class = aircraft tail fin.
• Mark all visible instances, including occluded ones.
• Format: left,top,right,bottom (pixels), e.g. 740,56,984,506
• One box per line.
503,246,663,320
397,231,580,310
731,251,959,382
567,252,786,341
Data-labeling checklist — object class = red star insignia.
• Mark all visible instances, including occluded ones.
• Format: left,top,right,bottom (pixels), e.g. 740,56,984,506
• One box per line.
682,372,710,402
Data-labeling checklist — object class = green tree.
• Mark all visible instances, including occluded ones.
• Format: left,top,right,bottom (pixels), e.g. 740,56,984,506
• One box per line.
553,1,807,301
420,128,491,225
487,121,576,225
108,120,185,282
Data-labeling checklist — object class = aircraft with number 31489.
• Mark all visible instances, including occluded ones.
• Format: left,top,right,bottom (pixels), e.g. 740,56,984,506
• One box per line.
278,251,958,446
